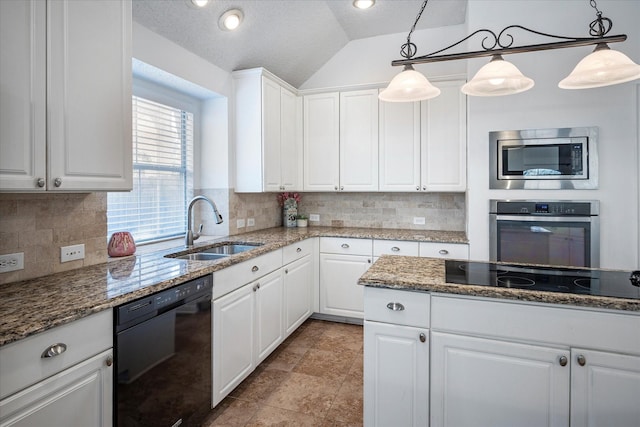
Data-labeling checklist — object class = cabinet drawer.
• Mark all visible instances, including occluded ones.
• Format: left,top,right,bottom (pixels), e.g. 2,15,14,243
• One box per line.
320,237,372,256
0,310,113,400
373,240,419,257
419,242,468,259
282,239,314,265
364,287,430,328
213,249,283,299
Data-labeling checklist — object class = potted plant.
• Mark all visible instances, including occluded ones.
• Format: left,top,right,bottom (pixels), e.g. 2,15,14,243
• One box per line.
296,214,309,228
277,192,301,228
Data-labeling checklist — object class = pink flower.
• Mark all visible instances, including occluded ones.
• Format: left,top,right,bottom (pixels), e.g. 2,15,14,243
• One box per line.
277,192,301,206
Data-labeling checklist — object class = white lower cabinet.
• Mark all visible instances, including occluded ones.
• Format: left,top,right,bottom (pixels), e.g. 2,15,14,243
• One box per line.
430,332,570,427
570,348,640,427
0,310,113,427
0,350,113,427
363,287,431,427
283,254,313,336
319,253,371,319
212,269,283,406
364,321,429,427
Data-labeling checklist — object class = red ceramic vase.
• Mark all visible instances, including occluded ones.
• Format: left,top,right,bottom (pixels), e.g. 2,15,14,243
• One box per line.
108,231,136,257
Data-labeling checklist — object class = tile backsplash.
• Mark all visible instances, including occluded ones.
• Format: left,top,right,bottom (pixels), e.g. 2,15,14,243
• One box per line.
0,193,107,284
0,190,465,284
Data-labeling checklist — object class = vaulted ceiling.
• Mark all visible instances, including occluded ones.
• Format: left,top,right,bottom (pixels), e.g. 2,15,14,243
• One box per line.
132,0,468,87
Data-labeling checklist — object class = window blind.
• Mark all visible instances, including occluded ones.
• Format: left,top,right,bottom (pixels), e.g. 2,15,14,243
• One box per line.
108,96,194,243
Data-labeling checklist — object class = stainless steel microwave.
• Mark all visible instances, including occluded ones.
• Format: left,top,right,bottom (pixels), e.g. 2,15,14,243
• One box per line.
489,127,598,189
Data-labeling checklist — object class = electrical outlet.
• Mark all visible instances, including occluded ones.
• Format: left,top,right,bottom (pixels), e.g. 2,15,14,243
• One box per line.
237,218,246,228
61,244,85,263
309,214,320,222
0,252,24,273
247,218,255,227
413,217,426,225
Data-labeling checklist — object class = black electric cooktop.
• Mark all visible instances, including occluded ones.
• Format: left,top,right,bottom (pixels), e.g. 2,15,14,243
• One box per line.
445,260,640,300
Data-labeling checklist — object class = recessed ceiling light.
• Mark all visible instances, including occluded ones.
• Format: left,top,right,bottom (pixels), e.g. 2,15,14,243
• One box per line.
219,9,244,31
188,0,210,8
353,0,375,9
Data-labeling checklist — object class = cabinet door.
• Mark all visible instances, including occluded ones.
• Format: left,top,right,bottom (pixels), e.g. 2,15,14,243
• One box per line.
303,93,340,191
378,97,421,192
280,87,302,191
430,332,570,427
340,89,379,191
0,0,46,191
254,270,284,364
283,254,313,336
0,350,112,427
364,321,429,427
420,80,466,191
570,348,640,427
262,77,283,192
319,253,372,319
213,283,255,406
47,0,132,191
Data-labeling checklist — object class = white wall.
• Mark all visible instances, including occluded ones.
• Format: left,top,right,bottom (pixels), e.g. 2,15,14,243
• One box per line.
466,0,639,269
300,0,640,270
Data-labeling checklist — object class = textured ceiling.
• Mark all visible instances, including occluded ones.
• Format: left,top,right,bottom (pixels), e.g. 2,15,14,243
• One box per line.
132,0,468,88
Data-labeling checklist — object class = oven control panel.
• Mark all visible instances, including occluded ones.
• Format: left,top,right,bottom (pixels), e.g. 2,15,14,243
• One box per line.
491,200,598,216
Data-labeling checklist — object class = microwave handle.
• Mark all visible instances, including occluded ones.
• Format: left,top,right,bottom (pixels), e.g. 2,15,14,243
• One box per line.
494,215,594,223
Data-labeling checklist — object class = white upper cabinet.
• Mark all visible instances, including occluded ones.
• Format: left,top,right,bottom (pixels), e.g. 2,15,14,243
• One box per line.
303,92,340,191
0,0,132,192
234,68,302,193
304,89,379,192
340,89,379,191
420,80,467,191
378,79,467,192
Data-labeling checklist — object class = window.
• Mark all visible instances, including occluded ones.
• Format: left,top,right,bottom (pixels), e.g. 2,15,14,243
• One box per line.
108,92,195,243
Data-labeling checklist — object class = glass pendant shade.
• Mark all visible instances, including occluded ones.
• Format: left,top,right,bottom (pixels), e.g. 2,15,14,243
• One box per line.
462,55,534,96
379,65,441,102
558,43,640,89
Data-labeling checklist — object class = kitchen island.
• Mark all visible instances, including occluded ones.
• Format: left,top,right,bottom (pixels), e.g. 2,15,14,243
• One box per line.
359,255,640,427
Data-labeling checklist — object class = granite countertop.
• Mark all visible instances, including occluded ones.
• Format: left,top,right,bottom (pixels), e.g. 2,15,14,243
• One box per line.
0,226,467,347
359,255,640,312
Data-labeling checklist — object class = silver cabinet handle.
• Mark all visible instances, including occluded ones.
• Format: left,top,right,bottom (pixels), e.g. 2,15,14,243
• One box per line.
341,243,350,249
416,186,420,191
253,282,260,292
391,246,400,252
106,355,113,367
340,186,344,191
577,354,586,366
334,186,338,191
296,247,302,253
54,177,62,187
559,355,568,366
37,178,45,188
438,249,449,255
42,343,67,358
285,269,289,274
251,265,259,272
422,186,426,191
368,259,372,263
387,302,405,311
419,333,426,343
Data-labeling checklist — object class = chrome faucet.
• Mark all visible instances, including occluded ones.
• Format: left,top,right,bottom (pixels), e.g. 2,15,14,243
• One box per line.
186,195,223,246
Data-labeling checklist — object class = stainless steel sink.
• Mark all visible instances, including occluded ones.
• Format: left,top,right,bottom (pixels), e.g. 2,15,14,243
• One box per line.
201,243,262,255
167,242,263,261
173,253,229,261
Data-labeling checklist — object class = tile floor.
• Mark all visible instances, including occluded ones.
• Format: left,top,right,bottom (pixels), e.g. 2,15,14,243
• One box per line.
203,319,364,427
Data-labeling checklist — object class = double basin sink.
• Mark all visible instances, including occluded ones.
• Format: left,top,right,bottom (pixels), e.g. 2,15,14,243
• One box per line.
166,242,263,261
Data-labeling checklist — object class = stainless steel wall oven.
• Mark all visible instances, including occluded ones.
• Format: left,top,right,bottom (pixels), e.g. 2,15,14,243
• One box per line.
114,275,212,427
490,200,600,268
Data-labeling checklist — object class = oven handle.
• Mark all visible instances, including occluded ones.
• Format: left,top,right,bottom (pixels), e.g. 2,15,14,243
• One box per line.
494,215,593,223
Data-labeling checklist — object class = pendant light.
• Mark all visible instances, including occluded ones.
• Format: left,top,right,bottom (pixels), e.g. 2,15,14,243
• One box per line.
559,43,640,89
379,64,441,102
462,55,534,96
384,0,639,99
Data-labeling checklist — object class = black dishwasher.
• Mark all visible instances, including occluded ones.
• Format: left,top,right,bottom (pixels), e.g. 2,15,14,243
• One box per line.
114,275,213,427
